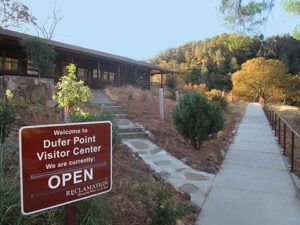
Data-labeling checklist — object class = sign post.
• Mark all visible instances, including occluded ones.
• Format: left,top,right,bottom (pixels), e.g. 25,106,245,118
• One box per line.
19,121,112,218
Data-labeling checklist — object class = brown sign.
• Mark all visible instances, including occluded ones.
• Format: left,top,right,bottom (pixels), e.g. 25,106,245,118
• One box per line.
19,121,112,215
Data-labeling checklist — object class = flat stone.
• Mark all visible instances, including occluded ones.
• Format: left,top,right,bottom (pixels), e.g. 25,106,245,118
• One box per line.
153,160,171,166
179,183,199,194
185,172,209,181
201,167,217,174
150,148,162,154
136,151,148,154
159,171,171,180
175,167,187,172
130,140,149,149
220,149,226,158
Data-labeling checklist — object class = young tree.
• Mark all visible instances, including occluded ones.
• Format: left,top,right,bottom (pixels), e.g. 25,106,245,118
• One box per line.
52,64,93,115
231,57,289,101
172,91,224,149
0,0,36,29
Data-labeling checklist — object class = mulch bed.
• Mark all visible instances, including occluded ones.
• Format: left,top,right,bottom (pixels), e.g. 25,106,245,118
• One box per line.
105,86,246,172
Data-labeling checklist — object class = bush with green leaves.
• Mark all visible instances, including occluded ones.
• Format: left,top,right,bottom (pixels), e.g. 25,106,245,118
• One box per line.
138,179,185,225
172,91,225,149
19,37,56,75
52,64,93,115
0,97,16,143
68,110,120,152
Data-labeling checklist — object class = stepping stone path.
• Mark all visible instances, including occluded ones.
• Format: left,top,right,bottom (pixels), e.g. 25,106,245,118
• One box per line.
123,139,215,207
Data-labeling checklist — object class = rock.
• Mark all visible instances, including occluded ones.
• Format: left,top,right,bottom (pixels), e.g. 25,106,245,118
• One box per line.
185,172,209,181
201,167,217,174
179,183,199,194
146,130,156,142
153,160,171,166
46,100,56,108
176,219,185,225
180,158,188,163
220,149,226,158
130,140,149,149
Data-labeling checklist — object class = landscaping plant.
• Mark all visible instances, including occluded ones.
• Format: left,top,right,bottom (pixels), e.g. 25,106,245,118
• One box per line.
52,63,93,115
172,91,225,149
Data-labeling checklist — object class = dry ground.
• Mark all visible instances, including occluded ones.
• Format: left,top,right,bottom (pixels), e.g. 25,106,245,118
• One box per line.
9,97,199,225
105,86,246,172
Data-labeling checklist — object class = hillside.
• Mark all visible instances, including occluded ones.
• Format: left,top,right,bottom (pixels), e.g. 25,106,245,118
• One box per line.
149,33,300,91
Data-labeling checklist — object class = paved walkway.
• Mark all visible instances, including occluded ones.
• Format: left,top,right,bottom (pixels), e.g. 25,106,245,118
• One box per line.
197,103,300,225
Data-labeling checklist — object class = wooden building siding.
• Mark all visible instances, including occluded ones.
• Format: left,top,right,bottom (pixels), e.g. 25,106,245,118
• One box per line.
0,29,174,89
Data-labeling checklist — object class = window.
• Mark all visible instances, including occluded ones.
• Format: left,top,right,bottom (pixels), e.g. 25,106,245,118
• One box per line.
5,57,19,71
27,60,39,75
77,68,87,80
103,72,109,80
109,72,115,81
93,69,98,79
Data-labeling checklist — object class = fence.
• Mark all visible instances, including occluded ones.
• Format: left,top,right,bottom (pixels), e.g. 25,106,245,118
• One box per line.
263,103,300,177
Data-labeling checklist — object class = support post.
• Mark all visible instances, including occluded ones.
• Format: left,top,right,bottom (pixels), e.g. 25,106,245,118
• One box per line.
65,203,77,225
117,64,121,86
159,88,164,120
160,73,163,88
176,91,180,104
291,132,295,172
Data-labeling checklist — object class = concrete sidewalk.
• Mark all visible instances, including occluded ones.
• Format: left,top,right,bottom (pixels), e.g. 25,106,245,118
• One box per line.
197,103,300,225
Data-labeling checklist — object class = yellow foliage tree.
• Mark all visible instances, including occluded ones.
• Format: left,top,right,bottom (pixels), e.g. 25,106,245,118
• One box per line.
231,57,289,101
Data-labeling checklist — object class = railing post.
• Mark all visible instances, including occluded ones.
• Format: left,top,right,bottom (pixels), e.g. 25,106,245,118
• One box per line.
283,124,286,156
278,117,281,144
275,113,277,136
291,132,295,172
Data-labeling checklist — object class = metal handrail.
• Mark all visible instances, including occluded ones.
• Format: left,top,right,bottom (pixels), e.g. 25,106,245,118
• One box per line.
264,105,300,172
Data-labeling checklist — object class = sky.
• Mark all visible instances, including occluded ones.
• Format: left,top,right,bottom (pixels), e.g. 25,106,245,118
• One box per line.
14,0,300,61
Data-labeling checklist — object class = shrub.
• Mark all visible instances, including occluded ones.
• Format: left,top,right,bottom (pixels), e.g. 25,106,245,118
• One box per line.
139,179,185,225
182,83,207,94
0,97,16,143
165,75,177,99
68,111,120,152
172,91,225,149
205,89,228,109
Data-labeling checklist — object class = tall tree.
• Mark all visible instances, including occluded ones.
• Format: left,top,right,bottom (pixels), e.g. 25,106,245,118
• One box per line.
219,0,274,34
0,0,36,29
231,57,289,100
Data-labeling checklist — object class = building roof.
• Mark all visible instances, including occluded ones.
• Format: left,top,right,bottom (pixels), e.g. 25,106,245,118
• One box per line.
0,28,174,74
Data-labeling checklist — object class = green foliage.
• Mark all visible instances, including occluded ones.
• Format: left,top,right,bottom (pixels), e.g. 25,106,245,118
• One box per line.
219,0,273,34
78,198,114,225
165,75,177,98
138,179,185,225
53,64,93,114
19,37,56,75
172,91,225,149
0,97,16,143
68,111,120,152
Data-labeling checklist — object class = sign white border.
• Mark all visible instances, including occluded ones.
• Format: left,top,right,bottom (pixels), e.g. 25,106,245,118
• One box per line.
19,121,113,215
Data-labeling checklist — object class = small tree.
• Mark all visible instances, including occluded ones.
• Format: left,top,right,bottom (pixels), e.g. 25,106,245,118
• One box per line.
52,64,92,115
172,91,224,149
20,37,56,75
